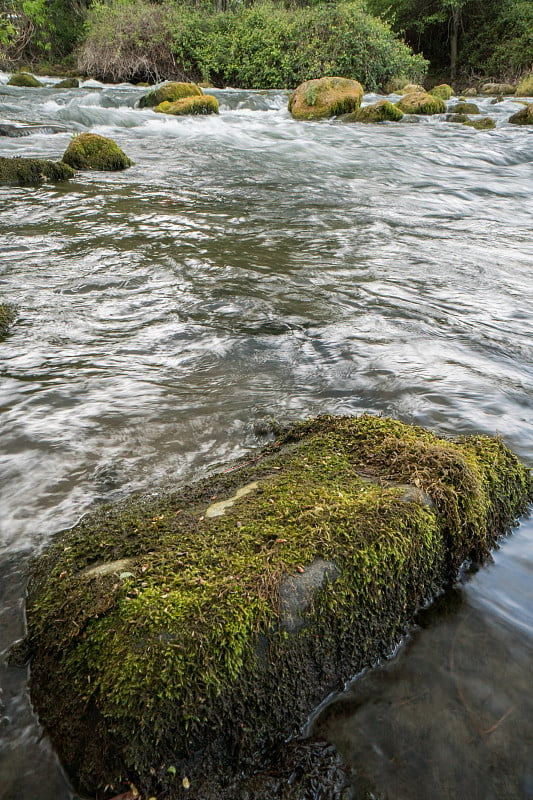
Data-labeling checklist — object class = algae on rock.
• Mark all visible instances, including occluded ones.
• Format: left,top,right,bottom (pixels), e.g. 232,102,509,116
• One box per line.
24,415,532,800
154,95,219,116
288,77,363,120
429,84,453,100
0,156,75,186
139,81,203,108
62,133,132,171
0,302,17,338
395,91,446,115
508,104,533,125
7,72,43,87
341,100,403,123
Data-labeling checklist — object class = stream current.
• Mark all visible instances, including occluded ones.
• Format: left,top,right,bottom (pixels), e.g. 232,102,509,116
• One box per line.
1,76,532,799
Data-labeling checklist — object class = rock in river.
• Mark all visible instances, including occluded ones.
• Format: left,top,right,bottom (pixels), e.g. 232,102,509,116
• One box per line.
22,414,532,799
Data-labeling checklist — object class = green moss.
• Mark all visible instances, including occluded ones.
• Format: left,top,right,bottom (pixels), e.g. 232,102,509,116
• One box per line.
448,102,480,114
6,72,43,87
515,73,533,97
396,91,446,115
383,76,410,94
61,133,133,171
288,77,364,120
138,81,203,108
465,117,496,130
509,103,533,125
0,302,17,338
154,95,219,116
55,78,80,89
342,100,404,123
429,83,453,100
0,156,75,186
25,415,532,798
481,82,516,95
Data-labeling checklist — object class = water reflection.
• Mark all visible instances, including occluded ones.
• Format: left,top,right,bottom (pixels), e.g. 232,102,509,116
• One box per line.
312,521,533,800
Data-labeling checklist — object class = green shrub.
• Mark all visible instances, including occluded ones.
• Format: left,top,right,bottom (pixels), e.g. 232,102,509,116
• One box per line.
79,0,428,89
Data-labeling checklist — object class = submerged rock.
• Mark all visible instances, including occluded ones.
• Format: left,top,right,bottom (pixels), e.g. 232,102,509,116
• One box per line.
396,91,446,115
154,94,219,116
62,133,133,170
429,83,453,100
23,415,532,799
515,73,533,97
508,103,533,125
6,71,43,87
0,156,75,185
138,81,203,108
0,123,70,137
446,114,495,130
288,77,363,120
341,99,403,123
0,302,17,338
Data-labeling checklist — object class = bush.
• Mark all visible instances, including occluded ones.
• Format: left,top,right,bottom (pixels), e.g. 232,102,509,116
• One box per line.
79,0,428,89
460,0,533,80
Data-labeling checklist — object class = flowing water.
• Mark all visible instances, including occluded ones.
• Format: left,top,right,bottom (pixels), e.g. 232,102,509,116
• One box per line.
0,75,532,799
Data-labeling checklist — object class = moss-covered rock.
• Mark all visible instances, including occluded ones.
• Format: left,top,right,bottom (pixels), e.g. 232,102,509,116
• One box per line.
448,101,480,114
154,94,219,116
395,91,446,115
515,73,533,97
429,83,453,100
340,99,404,123
288,77,363,120
55,77,80,89
0,156,75,186
400,83,426,94
6,72,43,87
446,113,470,124
466,117,496,130
508,103,533,125
0,302,17,338
383,76,410,94
138,81,203,108
23,415,532,800
481,82,516,95
62,133,133,171
463,88,478,96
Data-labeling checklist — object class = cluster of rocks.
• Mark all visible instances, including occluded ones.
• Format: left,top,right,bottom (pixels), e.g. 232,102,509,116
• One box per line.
287,74,533,129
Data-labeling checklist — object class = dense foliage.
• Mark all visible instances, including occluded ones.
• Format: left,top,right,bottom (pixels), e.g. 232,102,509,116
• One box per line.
366,0,533,81
78,0,427,89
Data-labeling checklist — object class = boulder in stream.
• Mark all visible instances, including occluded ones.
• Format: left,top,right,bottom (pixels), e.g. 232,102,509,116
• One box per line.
288,77,363,120
508,103,533,125
22,414,532,800
62,133,133,170
429,83,454,100
138,81,203,108
395,91,446,115
6,71,43,87
154,94,219,116
481,82,516,95
0,302,17,338
448,102,480,115
0,156,75,185
341,99,404,123
55,78,80,89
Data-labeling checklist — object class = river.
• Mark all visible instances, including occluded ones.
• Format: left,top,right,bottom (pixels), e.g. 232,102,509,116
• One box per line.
0,75,532,799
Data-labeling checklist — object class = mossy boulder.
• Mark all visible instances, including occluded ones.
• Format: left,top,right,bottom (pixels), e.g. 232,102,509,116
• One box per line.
138,81,203,109
448,101,480,114
395,91,446,115
383,76,410,94
466,117,496,130
481,82,516,95
55,77,80,89
0,156,75,186
429,83,453,100
154,94,219,116
0,302,17,338
515,73,533,97
508,103,533,125
341,99,404,123
400,83,426,94
62,133,132,171
288,77,363,120
23,415,532,800
6,72,43,87
463,87,478,96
